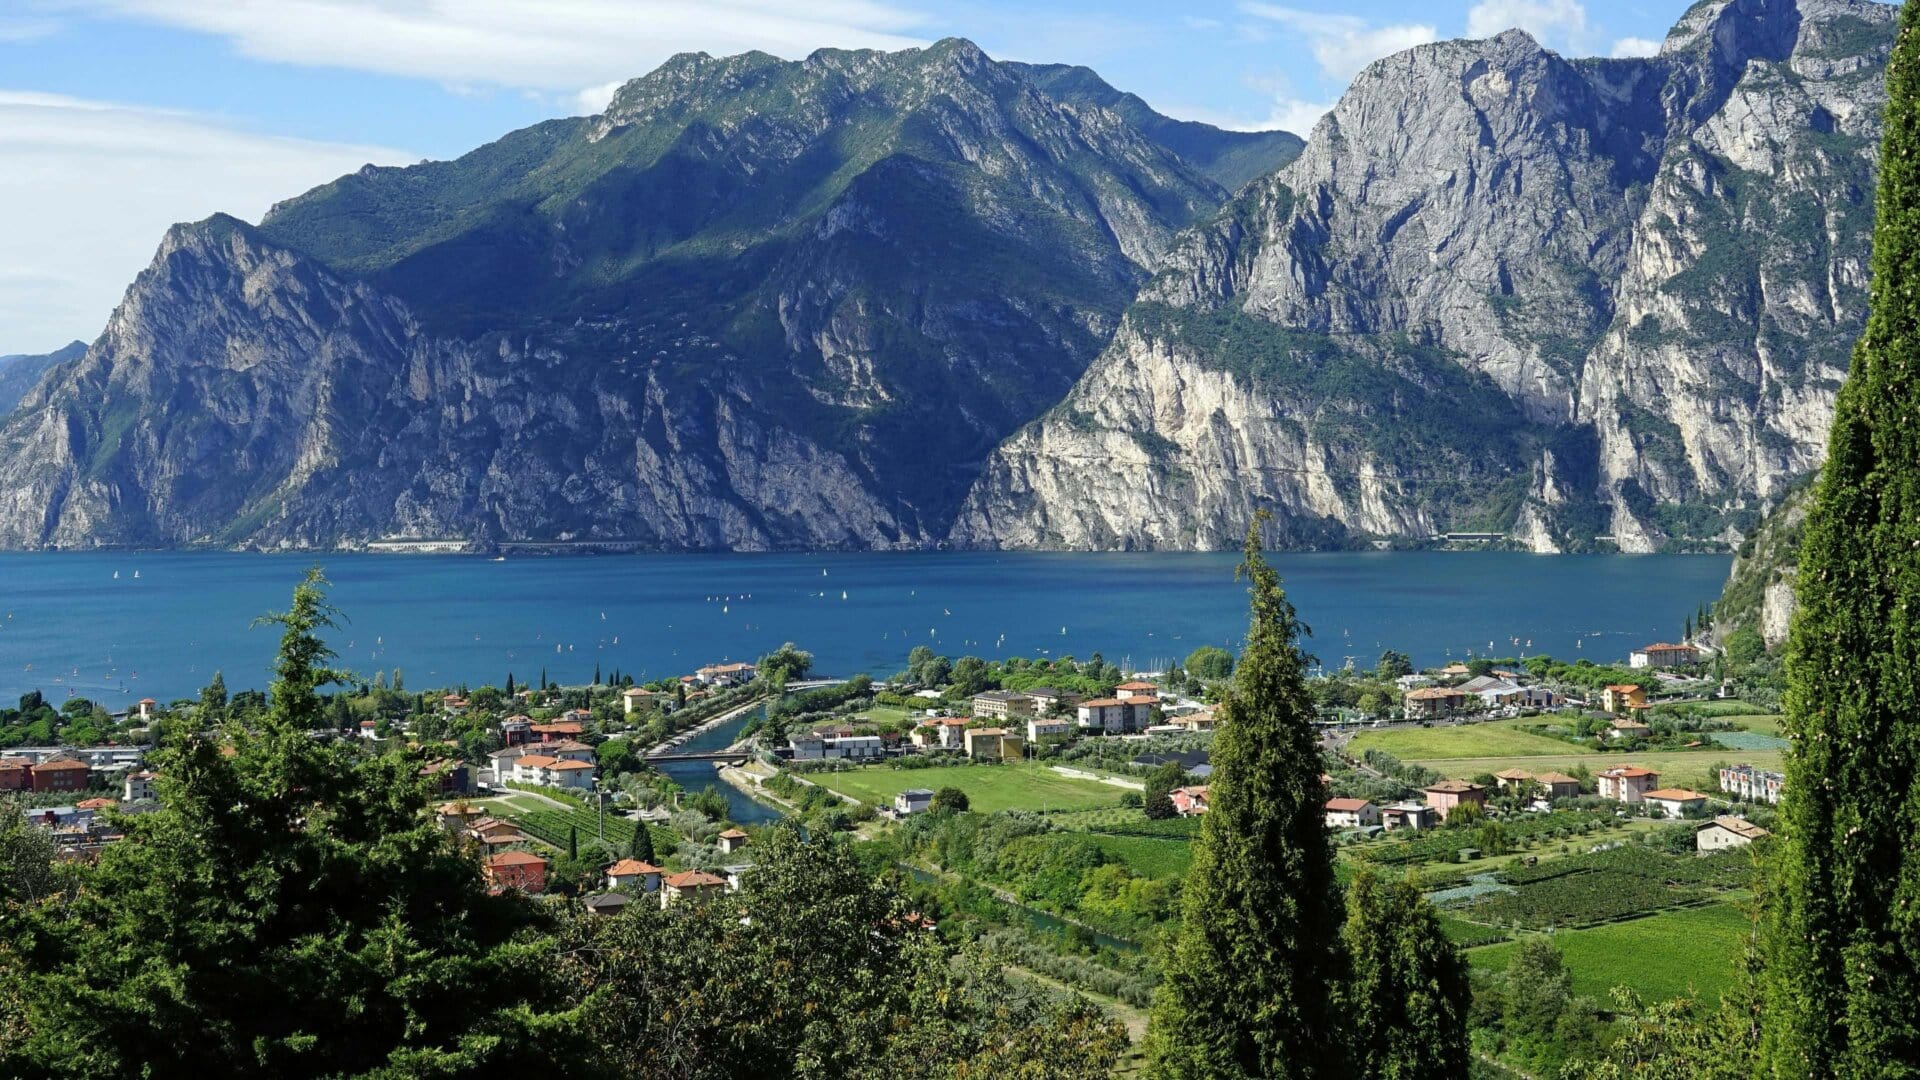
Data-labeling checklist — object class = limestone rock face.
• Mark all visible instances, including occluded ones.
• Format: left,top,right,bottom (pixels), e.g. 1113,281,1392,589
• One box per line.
953,0,1894,553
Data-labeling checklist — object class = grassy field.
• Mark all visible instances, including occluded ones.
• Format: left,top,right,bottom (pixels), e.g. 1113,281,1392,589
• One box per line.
810,761,1123,814
1469,902,1751,1003
1082,834,1194,878
1412,750,1782,793
1350,719,1579,760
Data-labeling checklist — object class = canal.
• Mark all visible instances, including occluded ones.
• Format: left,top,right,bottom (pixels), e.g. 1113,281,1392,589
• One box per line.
650,703,785,825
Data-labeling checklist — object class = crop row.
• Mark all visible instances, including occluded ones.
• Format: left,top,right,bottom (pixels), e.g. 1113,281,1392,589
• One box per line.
1499,844,1754,889
1350,810,1611,866
1461,868,1706,929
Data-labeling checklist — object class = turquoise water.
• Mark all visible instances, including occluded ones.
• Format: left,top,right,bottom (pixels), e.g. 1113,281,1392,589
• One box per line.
0,551,1730,706
650,704,783,825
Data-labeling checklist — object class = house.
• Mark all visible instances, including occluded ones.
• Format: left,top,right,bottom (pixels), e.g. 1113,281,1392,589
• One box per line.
718,828,749,855
485,850,548,893
1492,768,1534,792
1423,779,1487,821
434,801,486,831
695,661,757,686
1325,797,1380,828
547,739,597,763
420,758,472,796
1130,750,1212,778
971,690,1035,721
529,721,585,742
583,892,633,916
1630,643,1700,669
75,797,115,812
1719,763,1785,804
1697,815,1772,853
513,754,559,784
0,758,29,791
963,728,1024,761
1380,802,1437,831
136,697,156,721
500,716,532,746
661,869,729,908
1458,675,1523,705
1597,765,1660,803
1114,681,1159,701
1533,771,1582,799
621,687,657,715
441,694,469,713
1025,687,1079,713
1177,707,1220,732
823,735,885,760
1404,687,1467,719
357,720,380,740
1076,698,1155,734
789,733,827,760
468,818,529,848
29,757,88,793
122,770,157,802
547,759,597,791
489,747,527,779
1170,786,1209,816
1026,716,1075,743
894,789,935,815
1606,718,1653,740
606,858,663,893
1600,684,1648,714
1642,788,1709,819
1437,662,1471,677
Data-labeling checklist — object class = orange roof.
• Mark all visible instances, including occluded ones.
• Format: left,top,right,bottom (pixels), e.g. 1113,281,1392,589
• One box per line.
488,850,546,867
1601,765,1658,778
1534,772,1580,784
138,697,156,705
76,797,115,810
550,760,595,771
664,870,727,889
1325,797,1372,812
530,722,583,734
517,755,559,768
718,828,748,839
1638,643,1696,652
1173,785,1208,797
607,859,661,876
967,727,1008,737
1604,684,1642,693
1494,768,1534,780
1643,788,1706,801
1425,780,1484,794
1406,687,1465,700
34,758,88,771
1116,681,1158,691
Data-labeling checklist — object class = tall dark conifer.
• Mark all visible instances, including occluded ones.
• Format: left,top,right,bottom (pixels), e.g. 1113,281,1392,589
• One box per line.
1145,514,1345,1079
1339,871,1470,1079
1763,3,1920,1071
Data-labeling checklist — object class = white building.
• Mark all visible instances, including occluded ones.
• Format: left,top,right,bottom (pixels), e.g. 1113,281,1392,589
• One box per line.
1026,717,1075,742
895,789,935,815
1696,815,1771,853
1324,797,1379,828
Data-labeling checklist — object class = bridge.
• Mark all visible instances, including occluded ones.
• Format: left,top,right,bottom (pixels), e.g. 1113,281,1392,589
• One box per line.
645,749,752,764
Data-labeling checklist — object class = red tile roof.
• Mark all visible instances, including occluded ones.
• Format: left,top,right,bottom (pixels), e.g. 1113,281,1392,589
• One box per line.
1643,788,1706,801
488,851,547,868
1325,797,1372,812
607,859,661,876
664,870,727,889
718,828,748,839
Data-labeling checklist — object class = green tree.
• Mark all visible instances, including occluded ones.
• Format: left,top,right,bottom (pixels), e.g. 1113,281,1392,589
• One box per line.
950,656,994,696
0,801,61,908
1502,936,1572,1044
1762,8,1920,1072
1,568,576,1077
568,824,579,860
1143,761,1188,821
199,670,227,719
629,822,656,865
597,738,637,777
759,642,814,684
1375,650,1413,680
931,787,970,813
1146,516,1345,1079
1338,871,1470,1079
1184,645,1235,681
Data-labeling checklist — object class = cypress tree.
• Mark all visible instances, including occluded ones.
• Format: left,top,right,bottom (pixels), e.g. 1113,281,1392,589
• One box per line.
1145,514,1345,1079
1763,5,1920,1071
1338,871,1470,1078
630,823,655,864
567,825,579,861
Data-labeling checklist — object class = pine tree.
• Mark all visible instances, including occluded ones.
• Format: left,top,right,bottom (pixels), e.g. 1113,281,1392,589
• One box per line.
630,823,655,864
1763,5,1920,1072
1145,513,1346,1079
1338,871,1470,1078
199,670,227,718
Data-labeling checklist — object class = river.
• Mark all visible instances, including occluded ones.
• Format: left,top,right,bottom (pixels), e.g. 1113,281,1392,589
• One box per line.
0,550,1730,705
649,702,783,825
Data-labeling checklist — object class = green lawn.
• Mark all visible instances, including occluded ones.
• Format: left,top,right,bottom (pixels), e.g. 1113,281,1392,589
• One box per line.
1351,719,1589,760
1083,834,1193,878
1724,714,1784,735
1469,902,1752,1003
811,761,1123,814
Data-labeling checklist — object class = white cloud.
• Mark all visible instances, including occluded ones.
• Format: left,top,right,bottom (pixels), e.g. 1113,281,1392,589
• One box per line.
0,16,61,42
80,0,931,114
0,91,413,350
1466,0,1594,54
1610,36,1662,58
1239,4,1437,82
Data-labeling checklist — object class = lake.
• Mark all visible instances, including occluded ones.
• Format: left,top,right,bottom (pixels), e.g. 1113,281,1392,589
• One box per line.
0,551,1731,706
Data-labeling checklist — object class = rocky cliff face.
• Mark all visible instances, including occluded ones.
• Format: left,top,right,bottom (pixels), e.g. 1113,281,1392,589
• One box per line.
0,41,1255,550
0,341,83,418
951,0,1894,552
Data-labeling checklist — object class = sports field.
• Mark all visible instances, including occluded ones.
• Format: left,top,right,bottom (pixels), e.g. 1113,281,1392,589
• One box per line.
810,761,1123,814
1469,901,1751,1003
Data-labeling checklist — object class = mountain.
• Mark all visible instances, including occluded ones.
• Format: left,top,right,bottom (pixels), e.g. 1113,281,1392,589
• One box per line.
950,0,1895,552
0,341,84,418
1009,63,1305,191
0,40,1264,551
1713,480,1813,648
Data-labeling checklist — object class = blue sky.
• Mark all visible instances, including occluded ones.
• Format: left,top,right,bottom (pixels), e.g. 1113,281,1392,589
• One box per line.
2,0,1693,352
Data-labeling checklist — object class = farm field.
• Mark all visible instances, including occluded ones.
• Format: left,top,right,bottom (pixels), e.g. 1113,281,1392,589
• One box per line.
1469,902,1751,1003
1350,719,1580,760
810,761,1123,814
1082,834,1193,878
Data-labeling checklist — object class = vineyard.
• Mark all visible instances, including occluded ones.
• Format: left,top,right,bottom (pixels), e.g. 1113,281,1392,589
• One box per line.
1047,808,1205,839
1497,844,1756,890
1457,868,1708,929
503,806,677,859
